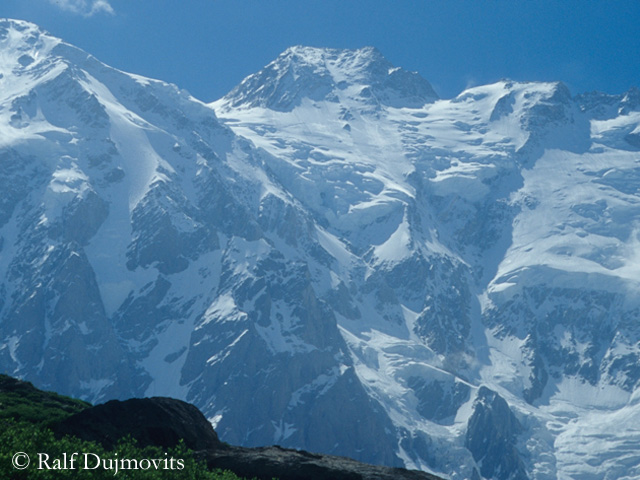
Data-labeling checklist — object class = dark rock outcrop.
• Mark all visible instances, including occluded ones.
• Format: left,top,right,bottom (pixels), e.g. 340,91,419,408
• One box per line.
206,445,441,480
54,397,222,451
465,387,528,480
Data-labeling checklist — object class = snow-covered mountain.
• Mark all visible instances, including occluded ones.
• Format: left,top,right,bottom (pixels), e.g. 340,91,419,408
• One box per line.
2,19,640,480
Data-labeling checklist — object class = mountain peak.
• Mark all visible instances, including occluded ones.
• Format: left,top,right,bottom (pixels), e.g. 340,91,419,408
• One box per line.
0,18,61,65
278,45,385,69
0,18,42,35
217,45,438,112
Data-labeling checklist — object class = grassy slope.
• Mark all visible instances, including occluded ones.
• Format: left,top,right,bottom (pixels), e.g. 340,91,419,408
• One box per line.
0,374,90,426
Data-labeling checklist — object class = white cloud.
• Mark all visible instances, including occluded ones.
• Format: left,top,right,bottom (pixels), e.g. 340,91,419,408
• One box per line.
464,76,477,90
47,0,115,16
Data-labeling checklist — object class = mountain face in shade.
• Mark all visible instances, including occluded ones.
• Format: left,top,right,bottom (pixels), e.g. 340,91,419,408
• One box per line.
2,19,640,480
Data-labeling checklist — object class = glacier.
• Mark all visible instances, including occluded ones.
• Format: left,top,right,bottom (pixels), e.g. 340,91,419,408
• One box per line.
1,19,640,480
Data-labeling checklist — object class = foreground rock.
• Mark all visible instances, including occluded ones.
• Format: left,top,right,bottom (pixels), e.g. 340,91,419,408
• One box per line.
54,396,222,451
54,396,442,480
207,445,442,480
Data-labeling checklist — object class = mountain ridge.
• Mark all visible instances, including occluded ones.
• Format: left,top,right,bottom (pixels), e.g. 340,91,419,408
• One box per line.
1,18,640,480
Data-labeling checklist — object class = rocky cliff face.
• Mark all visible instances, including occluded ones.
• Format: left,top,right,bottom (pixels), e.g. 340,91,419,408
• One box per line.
2,19,640,480
465,387,527,480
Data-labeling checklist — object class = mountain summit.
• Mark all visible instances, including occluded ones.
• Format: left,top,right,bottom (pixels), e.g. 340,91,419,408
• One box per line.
218,46,438,112
2,19,640,480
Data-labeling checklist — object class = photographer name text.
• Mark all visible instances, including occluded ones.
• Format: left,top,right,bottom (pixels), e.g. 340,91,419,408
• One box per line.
13,451,185,475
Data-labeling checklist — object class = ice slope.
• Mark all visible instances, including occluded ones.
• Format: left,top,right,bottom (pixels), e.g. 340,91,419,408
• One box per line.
213,48,640,479
0,19,228,398
0,17,261,395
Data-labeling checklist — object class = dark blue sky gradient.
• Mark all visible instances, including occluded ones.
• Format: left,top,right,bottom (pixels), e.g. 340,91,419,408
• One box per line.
1,0,638,101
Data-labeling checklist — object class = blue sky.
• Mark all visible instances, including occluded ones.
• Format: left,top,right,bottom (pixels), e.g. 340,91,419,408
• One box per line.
1,0,639,102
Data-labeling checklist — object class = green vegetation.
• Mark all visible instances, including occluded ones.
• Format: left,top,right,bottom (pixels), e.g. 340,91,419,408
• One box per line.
0,374,90,426
0,375,255,479
0,421,245,479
